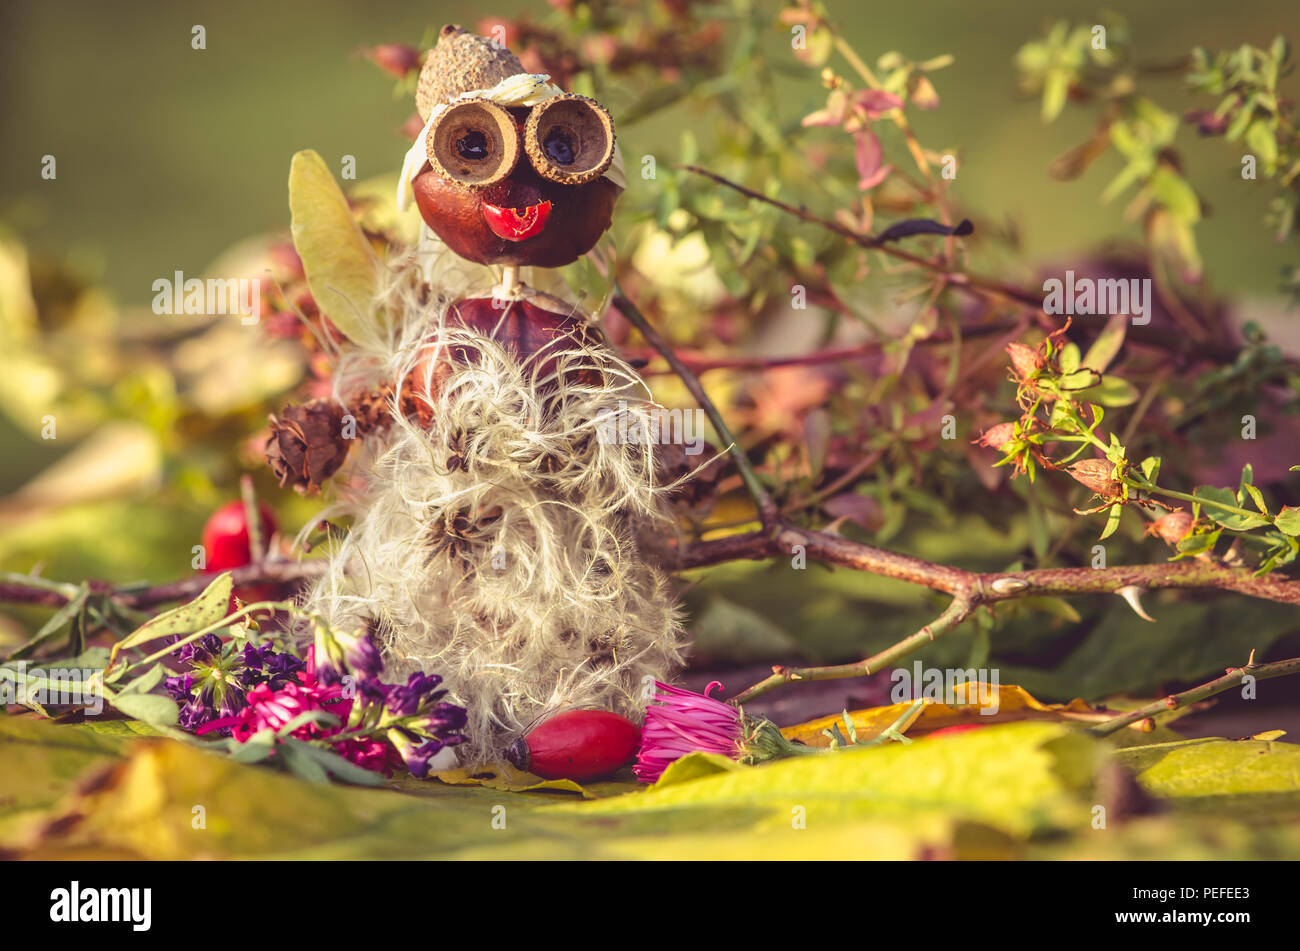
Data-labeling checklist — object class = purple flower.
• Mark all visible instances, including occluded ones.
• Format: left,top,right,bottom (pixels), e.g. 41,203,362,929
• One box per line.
164,673,195,703
174,633,223,665
385,672,447,717
245,645,306,688
347,633,384,680
419,702,468,736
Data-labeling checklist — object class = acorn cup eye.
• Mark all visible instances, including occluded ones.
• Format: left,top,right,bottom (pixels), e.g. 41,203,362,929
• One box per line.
426,98,520,187
525,94,616,185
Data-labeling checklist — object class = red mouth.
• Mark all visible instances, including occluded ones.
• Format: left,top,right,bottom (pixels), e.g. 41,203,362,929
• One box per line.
482,200,552,241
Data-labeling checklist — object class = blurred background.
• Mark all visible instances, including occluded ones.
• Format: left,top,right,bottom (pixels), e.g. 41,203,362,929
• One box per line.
1,0,1298,718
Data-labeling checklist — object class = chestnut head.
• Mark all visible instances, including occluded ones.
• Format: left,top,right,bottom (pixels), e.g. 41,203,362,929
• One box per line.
405,26,623,268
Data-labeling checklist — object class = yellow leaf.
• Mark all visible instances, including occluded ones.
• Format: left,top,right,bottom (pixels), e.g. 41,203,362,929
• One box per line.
781,682,1108,747
429,763,594,798
288,150,382,347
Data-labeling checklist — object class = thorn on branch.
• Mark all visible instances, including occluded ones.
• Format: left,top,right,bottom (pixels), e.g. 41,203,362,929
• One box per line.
1115,584,1156,622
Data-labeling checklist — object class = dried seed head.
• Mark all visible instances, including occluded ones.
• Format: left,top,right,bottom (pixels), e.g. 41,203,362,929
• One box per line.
416,24,527,121
1146,509,1194,547
975,421,1017,451
265,400,349,494
1005,342,1044,382
1067,458,1120,497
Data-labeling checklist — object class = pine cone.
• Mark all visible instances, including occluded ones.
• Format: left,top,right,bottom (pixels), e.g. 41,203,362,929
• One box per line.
265,400,350,494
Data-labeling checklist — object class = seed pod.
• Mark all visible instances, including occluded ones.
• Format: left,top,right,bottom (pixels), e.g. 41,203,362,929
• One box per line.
975,421,1017,451
265,400,350,494
1146,509,1194,547
1068,458,1121,497
1005,342,1043,382
506,709,641,781
427,98,521,188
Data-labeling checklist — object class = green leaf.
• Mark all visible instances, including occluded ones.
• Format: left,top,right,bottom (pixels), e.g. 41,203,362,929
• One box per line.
1149,168,1201,222
1042,69,1069,122
652,751,747,787
110,692,180,728
1176,528,1221,556
228,733,277,764
1099,502,1123,540
1058,368,1098,390
111,573,233,659
1243,483,1269,517
1245,120,1278,175
1074,377,1140,407
1275,506,1300,536
115,663,165,697
275,710,342,737
1081,317,1127,373
4,585,89,661
284,739,386,787
1116,738,1300,820
1193,485,1268,530
289,149,383,347
279,739,330,784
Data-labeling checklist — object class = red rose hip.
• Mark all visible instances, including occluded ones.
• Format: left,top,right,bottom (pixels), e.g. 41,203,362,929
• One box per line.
506,709,641,781
201,500,279,607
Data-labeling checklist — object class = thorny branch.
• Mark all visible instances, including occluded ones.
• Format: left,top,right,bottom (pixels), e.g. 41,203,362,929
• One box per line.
610,284,1300,705
1088,652,1300,736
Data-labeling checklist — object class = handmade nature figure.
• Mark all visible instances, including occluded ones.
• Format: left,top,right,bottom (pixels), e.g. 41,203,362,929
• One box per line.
265,25,688,775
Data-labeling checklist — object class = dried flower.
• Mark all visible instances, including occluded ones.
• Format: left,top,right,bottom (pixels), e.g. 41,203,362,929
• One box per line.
1068,458,1122,497
1146,509,1195,546
1005,342,1044,382
265,400,350,494
975,422,1017,451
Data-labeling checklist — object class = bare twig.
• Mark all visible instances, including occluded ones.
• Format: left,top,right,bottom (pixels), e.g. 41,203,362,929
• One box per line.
0,561,325,612
677,164,1043,309
731,595,975,703
1088,652,1300,736
240,475,266,563
677,528,1300,607
614,286,779,525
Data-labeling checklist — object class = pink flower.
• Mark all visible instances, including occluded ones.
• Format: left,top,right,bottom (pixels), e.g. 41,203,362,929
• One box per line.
205,680,352,743
197,655,385,771
633,681,743,783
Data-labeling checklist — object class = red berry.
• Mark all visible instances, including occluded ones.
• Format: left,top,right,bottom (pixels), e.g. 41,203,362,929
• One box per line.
506,710,641,781
201,501,279,608
365,43,421,79
202,500,277,571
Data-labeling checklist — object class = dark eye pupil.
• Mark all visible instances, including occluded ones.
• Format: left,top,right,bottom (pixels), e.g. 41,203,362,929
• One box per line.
455,130,489,161
544,129,576,166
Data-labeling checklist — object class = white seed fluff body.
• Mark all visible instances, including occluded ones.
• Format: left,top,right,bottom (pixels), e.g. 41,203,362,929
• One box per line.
303,254,687,764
